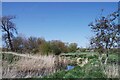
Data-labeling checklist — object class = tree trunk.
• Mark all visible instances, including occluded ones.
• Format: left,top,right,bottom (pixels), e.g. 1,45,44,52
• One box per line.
104,42,109,64
99,53,103,65
7,31,13,51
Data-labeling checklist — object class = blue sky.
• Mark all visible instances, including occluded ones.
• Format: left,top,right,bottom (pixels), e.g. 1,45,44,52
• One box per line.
2,2,118,48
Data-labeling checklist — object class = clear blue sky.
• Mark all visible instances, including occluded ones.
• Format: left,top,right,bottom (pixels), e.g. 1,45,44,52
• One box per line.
2,2,118,48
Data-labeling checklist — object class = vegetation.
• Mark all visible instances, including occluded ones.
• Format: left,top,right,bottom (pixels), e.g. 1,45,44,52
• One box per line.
2,33,78,55
2,51,119,78
43,54,106,78
43,66,106,78
89,10,119,64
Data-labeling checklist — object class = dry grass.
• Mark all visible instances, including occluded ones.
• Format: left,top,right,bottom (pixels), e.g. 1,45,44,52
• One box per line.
103,63,119,78
17,55,55,70
0,60,2,79
2,54,70,78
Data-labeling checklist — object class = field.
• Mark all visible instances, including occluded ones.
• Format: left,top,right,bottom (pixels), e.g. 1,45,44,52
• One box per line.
1,52,119,79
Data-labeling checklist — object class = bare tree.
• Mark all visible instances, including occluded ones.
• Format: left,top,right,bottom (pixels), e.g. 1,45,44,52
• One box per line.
0,16,17,51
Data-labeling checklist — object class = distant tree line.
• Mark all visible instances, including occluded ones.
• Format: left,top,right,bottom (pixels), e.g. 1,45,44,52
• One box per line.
3,35,78,55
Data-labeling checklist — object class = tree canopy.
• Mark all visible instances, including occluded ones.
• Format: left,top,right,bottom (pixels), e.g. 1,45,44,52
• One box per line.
89,10,120,64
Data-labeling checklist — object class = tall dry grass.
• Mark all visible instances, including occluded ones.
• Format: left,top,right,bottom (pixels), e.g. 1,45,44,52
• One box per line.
103,63,119,78
2,54,70,78
0,60,2,79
